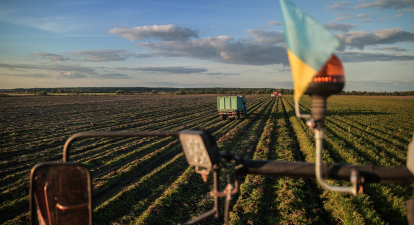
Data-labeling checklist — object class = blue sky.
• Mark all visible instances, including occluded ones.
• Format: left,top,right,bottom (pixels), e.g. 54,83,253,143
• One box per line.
0,0,413,91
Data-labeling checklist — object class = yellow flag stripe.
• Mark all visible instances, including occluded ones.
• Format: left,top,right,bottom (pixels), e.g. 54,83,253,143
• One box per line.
287,49,317,101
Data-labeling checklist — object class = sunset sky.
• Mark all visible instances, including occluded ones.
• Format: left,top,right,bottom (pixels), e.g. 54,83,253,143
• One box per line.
1,0,413,91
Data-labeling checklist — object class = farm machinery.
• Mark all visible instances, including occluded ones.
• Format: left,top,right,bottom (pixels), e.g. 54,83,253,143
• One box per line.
217,95,247,120
271,91,281,98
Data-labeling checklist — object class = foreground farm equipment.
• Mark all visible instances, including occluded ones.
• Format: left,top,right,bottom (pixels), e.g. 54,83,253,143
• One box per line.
29,129,414,225
217,95,247,120
27,1,414,224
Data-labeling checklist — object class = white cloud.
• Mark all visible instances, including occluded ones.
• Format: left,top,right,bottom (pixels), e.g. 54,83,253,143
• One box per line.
355,14,370,18
205,72,240,76
1,73,51,78
373,46,408,51
355,0,414,10
108,24,199,41
337,51,414,62
324,22,358,32
344,80,414,91
142,82,178,86
0,63,97,75
71,49,130,62
53,71,87,79
136,36,289,66
267,21,283,26
245,29,285,44
326,1,350,11
115,66,208,74
99,73,131,79
337,28,414,50
30,53,69,61
334,15,352,21
393,12,404,18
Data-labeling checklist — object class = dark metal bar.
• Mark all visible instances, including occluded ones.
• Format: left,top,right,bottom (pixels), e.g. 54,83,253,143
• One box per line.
63,131,179,162
239,159,414,185
213,164,220,218
184,209,216,225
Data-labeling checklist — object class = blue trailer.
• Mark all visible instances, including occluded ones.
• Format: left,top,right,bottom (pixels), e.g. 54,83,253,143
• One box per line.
217,95,247,120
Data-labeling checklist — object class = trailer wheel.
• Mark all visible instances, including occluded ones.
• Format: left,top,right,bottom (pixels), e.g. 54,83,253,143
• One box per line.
220,114,225,120
234,112,239,120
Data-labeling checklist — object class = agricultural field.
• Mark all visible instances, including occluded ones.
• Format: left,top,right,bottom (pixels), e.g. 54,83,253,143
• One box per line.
0,94,413,224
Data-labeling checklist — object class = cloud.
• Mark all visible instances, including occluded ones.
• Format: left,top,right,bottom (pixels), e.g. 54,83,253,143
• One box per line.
394,12,404,18
337,51,414,62
30,53,69,61
0,63,94,73
53,71,87,79
108,24,199,41
0,63,97,78
334,15,352,21
136,36,289,66
274,67,291,72
344,80,414,91
245,29,285,44
141,82,179,86
205,72,240,75
354,14,375,22
115,66,208,74
71,49,130,62
98,73,131,79
374,46,408,51
0,73,51,78
337,28,414,50
355,0,414,10
267,21,283,26
324,22,358,32
355,14,369,18
326,1,350,11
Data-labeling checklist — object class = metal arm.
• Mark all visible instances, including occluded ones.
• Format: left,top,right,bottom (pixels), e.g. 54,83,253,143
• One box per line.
295,100,311,118
315,129,359,195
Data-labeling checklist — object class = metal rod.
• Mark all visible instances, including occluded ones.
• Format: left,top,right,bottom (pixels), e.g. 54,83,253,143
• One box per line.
315,129,355,194
295,100,311,118
213,164,220,218
63,131,179,162
240,158,414,185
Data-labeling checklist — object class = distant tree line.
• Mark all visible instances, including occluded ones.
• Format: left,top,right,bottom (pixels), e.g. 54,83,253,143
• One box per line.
5,87,414,96
8,87,293,95
336,91,414,96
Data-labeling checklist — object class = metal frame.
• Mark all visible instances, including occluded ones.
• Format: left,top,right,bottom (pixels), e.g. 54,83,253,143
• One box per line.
30,162,93,225
56,130,414,224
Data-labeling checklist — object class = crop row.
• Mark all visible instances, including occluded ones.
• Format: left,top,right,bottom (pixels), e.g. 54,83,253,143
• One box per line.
283,96,410,224
1,95,270,224
114,97,276,224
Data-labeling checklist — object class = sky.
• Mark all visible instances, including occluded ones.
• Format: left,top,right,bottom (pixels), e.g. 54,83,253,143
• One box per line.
0,0,413,92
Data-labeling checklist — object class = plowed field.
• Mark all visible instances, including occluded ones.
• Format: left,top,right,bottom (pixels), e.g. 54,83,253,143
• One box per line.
1,94,413,224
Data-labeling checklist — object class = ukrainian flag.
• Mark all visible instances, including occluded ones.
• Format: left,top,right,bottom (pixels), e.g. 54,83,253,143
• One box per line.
280,0,341,101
